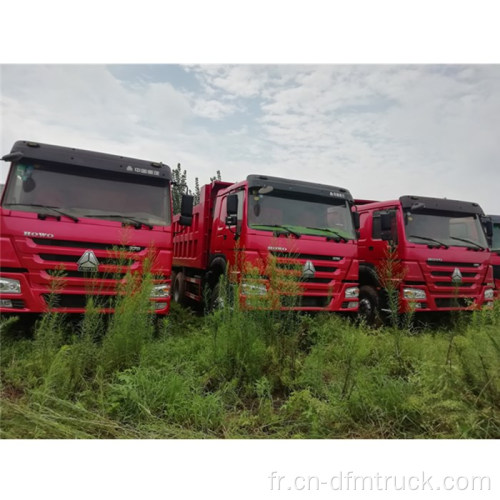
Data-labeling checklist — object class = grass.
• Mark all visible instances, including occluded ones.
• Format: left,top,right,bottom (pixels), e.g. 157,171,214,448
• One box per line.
1,267,500,439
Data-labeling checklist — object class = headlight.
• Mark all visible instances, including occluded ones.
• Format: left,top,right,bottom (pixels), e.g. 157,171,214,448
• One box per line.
0,277,22,294
484,289,494,300
403,288,426,300
151,283,170,298
344,286,359,298
241,281,267,296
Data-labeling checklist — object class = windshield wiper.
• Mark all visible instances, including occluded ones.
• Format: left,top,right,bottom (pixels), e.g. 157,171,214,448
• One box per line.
263,224,301,238
84,213,153,229
449,236,486,251
306,226,349,242
408,234,449,248
4,203,79,222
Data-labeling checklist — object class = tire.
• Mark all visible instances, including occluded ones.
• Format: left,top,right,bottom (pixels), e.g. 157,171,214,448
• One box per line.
172,271,186,306
210,282,224,311
209,280,234,311
359,285,379,325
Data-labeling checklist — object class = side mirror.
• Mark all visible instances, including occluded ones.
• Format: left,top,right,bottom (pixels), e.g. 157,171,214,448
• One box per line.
179,194,194,226
352,211,360,230
481,217,493,237
380,212,395,242
481,217,493,247
227,193,238,216
380,212,392,231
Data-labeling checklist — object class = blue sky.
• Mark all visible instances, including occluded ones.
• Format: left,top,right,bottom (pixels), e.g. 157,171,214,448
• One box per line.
2,63,499,213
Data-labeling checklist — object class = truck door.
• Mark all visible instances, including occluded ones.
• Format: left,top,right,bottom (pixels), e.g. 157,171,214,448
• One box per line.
212,190,244,272
369,208,399,267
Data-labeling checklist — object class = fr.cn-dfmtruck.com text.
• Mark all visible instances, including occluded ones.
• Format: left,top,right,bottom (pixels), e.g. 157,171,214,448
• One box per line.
268,471,492,492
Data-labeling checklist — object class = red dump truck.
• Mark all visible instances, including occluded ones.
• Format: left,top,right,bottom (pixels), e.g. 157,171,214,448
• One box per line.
0,140,174,316
487,214,500,299
172,174,360,312
356,195,494,322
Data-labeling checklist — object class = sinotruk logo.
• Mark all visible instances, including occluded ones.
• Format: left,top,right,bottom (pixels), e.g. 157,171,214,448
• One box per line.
77,250,100,272
302,260,316,279
451,267,463,285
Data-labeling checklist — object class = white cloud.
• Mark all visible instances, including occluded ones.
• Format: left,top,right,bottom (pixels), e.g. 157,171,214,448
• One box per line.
192,65,270,98
191,98,237,120
1,64,499,213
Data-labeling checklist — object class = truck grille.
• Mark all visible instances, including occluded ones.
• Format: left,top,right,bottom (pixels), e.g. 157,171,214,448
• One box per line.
40,254,129,266
8,234,169,314
424,260,482,292
24,238,145,284
266,251,353,309
270,251,341,285
15,237,156,313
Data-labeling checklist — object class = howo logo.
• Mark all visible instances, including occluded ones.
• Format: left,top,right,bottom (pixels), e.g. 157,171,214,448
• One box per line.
77,250,100,272
302,260,316,279
451,267,463,285
24,231,55,238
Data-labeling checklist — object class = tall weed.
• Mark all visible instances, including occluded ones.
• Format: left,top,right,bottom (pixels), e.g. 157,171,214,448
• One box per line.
100,267,155,374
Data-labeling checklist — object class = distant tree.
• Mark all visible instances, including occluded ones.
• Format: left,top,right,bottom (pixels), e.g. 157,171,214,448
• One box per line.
172,164,222,214
194,177,200,205
172,163,189,215
210,170,222,182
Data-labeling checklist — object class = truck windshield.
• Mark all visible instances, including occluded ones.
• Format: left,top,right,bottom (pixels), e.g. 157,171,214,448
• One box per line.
2,161,171,226
248,189,356,240
404,210,488,249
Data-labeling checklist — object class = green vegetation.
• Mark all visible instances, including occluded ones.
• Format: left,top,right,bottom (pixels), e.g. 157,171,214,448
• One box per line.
1,271,499,438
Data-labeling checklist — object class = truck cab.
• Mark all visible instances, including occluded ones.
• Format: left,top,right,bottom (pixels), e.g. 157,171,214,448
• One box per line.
357,195,494,322
173,174,359,312
0,140,174,316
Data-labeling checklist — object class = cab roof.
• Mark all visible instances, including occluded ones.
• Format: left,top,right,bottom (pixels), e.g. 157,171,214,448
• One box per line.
246,174,353,201
2,140,172,181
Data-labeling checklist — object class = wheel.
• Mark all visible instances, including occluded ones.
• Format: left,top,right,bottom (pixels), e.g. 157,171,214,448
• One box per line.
172,271,186,305
209,280,234,311
210,282,222,310
359,285,379,325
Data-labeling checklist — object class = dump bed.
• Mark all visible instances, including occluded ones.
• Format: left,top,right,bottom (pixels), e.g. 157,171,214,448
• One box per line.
173,181,232,270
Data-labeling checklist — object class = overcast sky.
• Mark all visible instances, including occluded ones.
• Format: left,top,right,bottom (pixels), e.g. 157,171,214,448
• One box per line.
1,64,499,213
